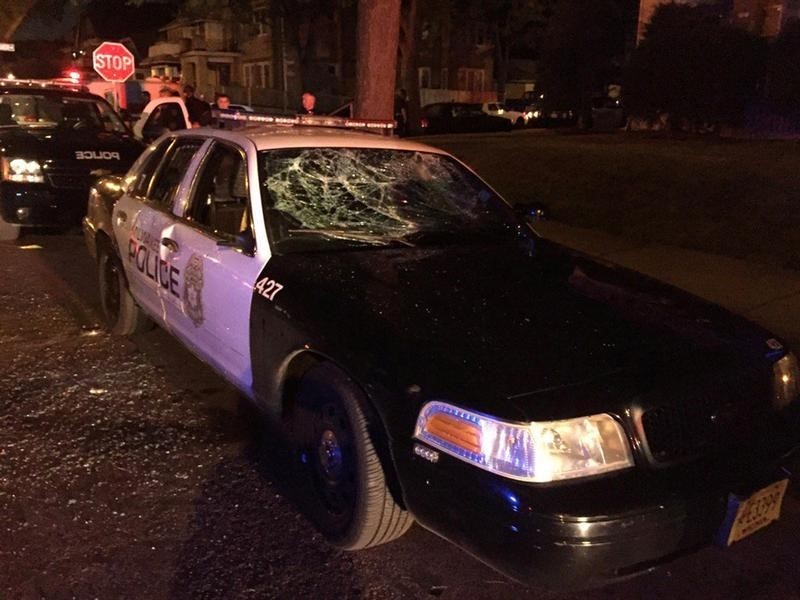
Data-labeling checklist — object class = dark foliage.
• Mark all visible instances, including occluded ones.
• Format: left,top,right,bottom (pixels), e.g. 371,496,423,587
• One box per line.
765,19,800,114
537,0,625,113
625,3,765,129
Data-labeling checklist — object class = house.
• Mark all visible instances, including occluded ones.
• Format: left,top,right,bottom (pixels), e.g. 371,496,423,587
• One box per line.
135,0,496,112
731,0,800,37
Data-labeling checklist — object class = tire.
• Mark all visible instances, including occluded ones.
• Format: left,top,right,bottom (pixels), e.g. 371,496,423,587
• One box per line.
514,117,525,128
98,247,150,335
0,212,20,241
292,363,413,550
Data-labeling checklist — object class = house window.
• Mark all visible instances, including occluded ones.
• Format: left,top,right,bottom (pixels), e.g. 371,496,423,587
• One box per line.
253,8,270,36
245,62,273,89
210,63,231,87
440,68,448,89
457,68,485,92
418,67,431,89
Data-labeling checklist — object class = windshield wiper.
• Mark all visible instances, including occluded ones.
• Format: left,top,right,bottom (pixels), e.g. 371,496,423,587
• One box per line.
287,228,415,247
403,225,512,245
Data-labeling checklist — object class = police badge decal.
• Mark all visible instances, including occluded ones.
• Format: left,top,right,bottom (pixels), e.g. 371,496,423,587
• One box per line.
183,254,205,327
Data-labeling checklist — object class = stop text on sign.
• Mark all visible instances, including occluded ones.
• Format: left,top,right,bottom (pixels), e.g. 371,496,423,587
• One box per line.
95,54,133,72
92,42,135,82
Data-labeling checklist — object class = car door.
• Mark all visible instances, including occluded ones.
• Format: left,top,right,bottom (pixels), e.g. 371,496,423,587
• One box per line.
133,98,189,142
112,135,206,322
158,140,269,393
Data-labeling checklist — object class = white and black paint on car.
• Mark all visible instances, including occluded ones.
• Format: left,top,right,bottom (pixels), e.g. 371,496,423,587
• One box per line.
0,83,143,238
244,145,800,589
84,127,800,591
127,223,181,298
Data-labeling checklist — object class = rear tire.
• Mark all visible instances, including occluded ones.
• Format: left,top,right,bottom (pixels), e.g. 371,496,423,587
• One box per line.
292,363,413,550
98,247,150,335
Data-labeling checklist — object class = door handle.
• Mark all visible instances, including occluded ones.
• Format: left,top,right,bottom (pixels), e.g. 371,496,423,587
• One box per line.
116,210,127,225
161,237,179,252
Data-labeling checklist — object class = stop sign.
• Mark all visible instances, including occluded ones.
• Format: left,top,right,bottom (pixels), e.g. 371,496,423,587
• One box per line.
93,42,135,83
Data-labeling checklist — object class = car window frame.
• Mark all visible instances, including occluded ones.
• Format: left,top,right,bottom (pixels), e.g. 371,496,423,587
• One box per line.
144,102,188,133
135,136,206,213
129,137,175,200
178,139,256,252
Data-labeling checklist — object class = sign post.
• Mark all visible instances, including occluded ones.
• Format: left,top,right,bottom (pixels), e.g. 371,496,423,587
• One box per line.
92,41,135,111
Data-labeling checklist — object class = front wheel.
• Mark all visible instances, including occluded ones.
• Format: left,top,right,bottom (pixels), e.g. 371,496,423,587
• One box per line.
292,364,413,550
98,247,150,335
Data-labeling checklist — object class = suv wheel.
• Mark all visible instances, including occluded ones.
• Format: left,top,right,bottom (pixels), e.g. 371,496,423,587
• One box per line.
0,213,20,241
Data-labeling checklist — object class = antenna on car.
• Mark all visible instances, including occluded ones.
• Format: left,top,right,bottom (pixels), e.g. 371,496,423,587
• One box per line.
212,110,395,135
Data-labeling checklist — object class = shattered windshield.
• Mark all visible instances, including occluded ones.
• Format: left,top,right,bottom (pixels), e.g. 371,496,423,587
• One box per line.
259,147,517,251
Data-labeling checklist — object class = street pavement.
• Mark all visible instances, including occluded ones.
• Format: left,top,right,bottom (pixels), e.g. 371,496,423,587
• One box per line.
1,230,799,599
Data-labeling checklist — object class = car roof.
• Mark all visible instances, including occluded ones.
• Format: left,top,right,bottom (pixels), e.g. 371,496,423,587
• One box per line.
0,82,99,100
175,125,449,154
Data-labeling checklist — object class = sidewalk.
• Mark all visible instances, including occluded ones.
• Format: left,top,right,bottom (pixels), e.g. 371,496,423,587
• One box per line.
534,221,800,350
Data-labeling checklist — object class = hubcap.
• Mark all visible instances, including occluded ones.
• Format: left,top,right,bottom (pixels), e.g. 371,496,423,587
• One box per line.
317,429,343,482
103,258,121,320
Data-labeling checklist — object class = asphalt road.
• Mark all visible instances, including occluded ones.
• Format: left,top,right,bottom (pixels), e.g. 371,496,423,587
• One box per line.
1,232,799,599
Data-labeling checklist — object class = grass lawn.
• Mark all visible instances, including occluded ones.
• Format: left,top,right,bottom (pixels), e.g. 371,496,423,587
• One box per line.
422,131,800,269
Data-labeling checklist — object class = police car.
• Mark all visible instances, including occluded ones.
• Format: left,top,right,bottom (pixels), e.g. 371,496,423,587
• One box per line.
0,79,144,240
82,113,800,589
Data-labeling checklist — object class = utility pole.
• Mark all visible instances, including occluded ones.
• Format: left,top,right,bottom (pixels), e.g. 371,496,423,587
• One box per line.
354,0,401,120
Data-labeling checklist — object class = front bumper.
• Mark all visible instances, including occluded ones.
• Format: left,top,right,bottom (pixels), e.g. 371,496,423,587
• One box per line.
400,442,798,590
0,181,87,228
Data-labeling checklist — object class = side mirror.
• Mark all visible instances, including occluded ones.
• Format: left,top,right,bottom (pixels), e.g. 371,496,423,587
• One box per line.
95,175,125,201
514,202,549,222
217,230,256,255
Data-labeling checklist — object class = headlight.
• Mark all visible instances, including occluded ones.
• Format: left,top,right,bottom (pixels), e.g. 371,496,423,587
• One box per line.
2,157,44,183
774,353,799,409
414,401,634,482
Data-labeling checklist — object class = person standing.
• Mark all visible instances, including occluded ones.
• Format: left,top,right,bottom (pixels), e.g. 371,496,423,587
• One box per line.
213,93,231,110
298,92,316,115
394,88,408,137
182,84,212,128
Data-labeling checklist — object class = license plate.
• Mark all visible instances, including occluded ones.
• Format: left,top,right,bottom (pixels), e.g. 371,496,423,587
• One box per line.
715,479,789,547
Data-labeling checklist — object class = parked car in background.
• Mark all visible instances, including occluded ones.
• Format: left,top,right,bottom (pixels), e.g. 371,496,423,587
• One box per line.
505,95,576,128
132,96,191,143
420,102,513,134
0,78,143,240
590,96,625,130
481,101,528,128
531,100,577,127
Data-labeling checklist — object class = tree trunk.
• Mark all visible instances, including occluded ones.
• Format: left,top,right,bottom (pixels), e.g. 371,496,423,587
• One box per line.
398,0,419,133
354,0,401,120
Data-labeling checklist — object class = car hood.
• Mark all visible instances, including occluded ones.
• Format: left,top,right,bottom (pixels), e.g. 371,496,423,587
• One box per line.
261,238,776,420
0,126,143,169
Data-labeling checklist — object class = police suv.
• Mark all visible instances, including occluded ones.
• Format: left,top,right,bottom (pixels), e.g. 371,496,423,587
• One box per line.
83,113,800,589
0,79,143,240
